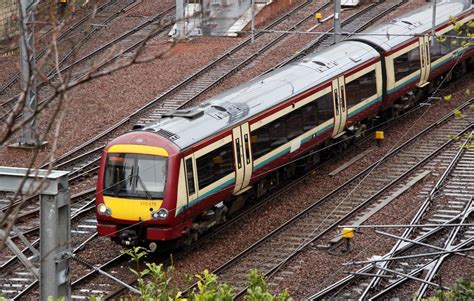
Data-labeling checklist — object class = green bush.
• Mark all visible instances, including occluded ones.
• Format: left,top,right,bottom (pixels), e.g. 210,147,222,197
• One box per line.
117,248,292,301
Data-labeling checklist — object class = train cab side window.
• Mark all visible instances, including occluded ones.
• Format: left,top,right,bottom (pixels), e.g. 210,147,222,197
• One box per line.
196,143,234,189
185,158,195,195
394,47,420,82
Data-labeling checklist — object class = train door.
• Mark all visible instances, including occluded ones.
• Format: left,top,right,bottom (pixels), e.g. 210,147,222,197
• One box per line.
331,76,347,137
418,35,431,87
232,123,253,194
183,154,198,209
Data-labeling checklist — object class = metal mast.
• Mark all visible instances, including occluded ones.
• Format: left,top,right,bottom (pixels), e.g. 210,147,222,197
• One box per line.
17,0,39,146
334,0,341,44
431,0,437,46
175,0,186,40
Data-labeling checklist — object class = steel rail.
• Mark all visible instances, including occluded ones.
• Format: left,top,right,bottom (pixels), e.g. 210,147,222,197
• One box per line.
0,3,175,121
368,239,473,300
95,97,439,299
359,131,474,298
42,0,329,170
232,121,474,298
182,98,473,297
309,129,474,300
365,135,474,300
268,0,407,72
309,213,474,299
0,193,96,270
0,0,120,93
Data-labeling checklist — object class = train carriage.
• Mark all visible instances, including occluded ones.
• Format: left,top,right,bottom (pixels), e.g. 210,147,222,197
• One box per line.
349,0,474,111
96,0,473,249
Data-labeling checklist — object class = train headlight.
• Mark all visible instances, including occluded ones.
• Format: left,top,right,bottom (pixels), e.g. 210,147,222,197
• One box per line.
151,208,168,220
98,203,112,216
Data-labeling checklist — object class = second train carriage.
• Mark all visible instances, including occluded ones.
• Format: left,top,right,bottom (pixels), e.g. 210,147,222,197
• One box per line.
96,0,473,248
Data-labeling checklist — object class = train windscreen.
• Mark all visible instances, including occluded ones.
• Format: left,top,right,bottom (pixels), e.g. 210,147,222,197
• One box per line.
103,153,167,199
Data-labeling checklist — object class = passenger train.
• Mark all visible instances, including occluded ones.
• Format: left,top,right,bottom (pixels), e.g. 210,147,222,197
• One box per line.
96,0,473,249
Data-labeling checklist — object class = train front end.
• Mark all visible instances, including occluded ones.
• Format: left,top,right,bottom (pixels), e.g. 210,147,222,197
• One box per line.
95,131,181,250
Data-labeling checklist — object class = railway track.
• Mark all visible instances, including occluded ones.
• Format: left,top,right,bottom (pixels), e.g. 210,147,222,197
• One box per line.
0,0,137,103
186,99,473,297
0,190,97,299
2,3,372,286
5,96,470,300
310,132,474,300
36,0,396,188
0,3,178,219
48,94,454,300
0,0,340,234
270,0,407,72
0,1,466,298
0,4,176,121
0,0,122,95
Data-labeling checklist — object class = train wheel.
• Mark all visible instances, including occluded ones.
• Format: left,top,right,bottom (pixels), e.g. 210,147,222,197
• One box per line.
179,230,198,247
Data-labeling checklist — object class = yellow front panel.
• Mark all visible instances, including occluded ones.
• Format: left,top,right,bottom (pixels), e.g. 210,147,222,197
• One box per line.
104,196,163,221
108,144,169,157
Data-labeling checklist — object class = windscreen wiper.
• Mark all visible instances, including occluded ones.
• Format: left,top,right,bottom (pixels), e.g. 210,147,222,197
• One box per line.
135,165,152,200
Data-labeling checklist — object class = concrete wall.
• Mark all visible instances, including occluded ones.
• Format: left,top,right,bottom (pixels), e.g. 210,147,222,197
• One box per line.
248,0,295,29
0,0,18,49
0,0,58,53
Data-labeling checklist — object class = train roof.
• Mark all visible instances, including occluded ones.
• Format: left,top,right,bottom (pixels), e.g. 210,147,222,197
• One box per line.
348,0,472,52
141,40,379,150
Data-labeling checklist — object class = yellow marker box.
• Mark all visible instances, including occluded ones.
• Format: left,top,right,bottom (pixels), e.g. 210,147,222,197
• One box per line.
341,228,354,239
314,13,322,20
375,131,384,140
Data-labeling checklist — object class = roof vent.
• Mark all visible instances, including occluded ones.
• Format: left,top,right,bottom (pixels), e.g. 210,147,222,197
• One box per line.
400,19,421,29
161,109,204,120
199,101,211,108
157,129,180,141
206,102,249,123
211,105,227,112
312,60,326,67
311,59,337,72
349,56,362,63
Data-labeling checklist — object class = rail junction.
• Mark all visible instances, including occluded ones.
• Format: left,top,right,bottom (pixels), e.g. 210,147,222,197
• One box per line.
0,0,473,299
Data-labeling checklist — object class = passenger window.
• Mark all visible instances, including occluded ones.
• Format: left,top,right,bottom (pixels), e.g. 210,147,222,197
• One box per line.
394,47,420,82
345,80,359,109
316,93,333,121
408,47,421,72
251,127,270,158
196,143,234,189
250,93,333,160
268,120,287,149
185,158,195,195
359,71,377,101
302,104,318,130
285,110,303,140
394,52,410,81
430,36,443,62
